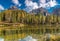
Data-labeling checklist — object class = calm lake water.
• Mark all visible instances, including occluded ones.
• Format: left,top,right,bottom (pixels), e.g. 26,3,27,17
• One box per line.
0,25,60,41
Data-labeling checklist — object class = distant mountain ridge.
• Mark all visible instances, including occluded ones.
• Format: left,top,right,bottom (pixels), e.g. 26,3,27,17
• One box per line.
7,6,60,16
29,7,60,16
53,8,60,15
8,6,18,10
29,7,50,16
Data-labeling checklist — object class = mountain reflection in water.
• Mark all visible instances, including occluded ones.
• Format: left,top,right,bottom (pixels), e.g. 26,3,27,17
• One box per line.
0,25,60,41
0,38,4,41
19,36,37,41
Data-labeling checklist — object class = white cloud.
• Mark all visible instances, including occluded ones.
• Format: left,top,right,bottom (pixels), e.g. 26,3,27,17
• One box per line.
48,0,57,7
12,0,21,6
0,5,4,10
39,0,58,8
24,0,39,12
24,0,58,12
39,0,46,4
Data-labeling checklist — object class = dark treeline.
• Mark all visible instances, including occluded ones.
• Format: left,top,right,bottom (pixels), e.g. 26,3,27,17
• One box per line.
0,10,60,24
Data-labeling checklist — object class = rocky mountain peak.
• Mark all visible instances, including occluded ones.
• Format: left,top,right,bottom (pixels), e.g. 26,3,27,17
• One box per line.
30,7,49,16
8,6,18,10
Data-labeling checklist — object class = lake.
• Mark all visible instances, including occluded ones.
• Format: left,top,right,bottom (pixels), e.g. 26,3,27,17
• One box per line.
0,25,60,41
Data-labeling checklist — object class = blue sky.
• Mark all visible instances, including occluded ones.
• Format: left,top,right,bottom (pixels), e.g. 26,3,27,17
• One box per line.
0,0,60,13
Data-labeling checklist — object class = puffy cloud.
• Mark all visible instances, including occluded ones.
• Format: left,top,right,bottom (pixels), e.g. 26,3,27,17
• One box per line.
12,0,21,6
24,0,58,12
39,0,58,8
0,5,4,10
39,0,46,4
24,0,39,12
48,0,57,7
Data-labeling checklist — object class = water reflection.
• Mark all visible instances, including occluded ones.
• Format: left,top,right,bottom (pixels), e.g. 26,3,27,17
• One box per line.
0,38,4,41
4,33,26,41
19,36,37,41
0,25,60,41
